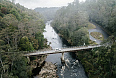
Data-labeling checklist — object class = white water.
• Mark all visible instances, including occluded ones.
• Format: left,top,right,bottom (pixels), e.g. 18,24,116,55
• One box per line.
43,21,87,78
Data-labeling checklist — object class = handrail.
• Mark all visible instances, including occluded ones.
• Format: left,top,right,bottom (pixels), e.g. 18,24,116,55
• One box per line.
0,44,110,55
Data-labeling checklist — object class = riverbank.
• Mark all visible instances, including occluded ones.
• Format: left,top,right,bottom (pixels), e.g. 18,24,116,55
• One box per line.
31,55,58,78
35,62,58,78
75,43,116,78
75,22,110,78
87,22,96,29
44,21,88,78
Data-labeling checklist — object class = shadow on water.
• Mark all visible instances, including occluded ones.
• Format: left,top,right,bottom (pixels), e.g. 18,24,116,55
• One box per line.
44,21,88,78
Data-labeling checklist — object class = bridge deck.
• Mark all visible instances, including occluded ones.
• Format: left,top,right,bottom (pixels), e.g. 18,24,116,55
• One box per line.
24,45,102,56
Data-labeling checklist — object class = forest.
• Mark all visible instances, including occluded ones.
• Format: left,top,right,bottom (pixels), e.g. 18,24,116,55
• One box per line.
52,0,116,78
34,7,59,22
51,0,90,46
0,0,116,78
0,0,48,77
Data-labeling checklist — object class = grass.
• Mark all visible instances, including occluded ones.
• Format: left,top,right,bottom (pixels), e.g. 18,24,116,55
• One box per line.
87,23,96,29
89,39,97,45
90,32,104,40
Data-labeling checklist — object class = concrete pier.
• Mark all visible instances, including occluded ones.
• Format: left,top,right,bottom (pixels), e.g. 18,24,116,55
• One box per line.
61,53,65,63
62,53,64,60
27,56,30,63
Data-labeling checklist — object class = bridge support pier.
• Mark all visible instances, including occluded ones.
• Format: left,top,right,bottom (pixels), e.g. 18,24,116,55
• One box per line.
61,53,65,63
27,56,30,63
62,53,64,60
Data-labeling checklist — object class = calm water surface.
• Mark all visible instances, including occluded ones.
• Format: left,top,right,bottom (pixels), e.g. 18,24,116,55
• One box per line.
42,21,109,78
43,21,87,78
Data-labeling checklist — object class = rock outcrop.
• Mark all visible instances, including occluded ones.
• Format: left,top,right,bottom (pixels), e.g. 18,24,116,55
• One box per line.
35,62,58,78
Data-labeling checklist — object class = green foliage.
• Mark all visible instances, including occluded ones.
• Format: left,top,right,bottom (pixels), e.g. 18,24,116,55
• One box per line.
71,28,89,46
90,32,104,40
30,37,39,50
0,11,4,17
34,7,59,21
0,39,5,46
2,14,18,26
52,2,89,46
10,8,21,20
86,0,116,36
59,27,70,39
0,0,47,78
11,54,30,78
35,32,45,49
0,53,31,78
19,36,34,51
77,44,116,78
1,7,7,14
0,0,46,52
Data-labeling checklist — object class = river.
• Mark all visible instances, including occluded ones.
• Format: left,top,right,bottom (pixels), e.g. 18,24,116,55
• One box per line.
43,21,109,78
43,21,87,78
88,22,109,44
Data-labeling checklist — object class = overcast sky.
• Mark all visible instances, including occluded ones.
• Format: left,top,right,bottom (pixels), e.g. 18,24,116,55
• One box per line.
11,0,85,9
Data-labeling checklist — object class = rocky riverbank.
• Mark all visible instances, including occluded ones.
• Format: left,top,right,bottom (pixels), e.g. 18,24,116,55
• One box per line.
30,54,58,78
34,61,58,78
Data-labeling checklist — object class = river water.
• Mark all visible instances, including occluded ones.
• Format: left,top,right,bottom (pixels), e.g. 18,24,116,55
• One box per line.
88,23,109,44
43,21,87,78
43,21,109,78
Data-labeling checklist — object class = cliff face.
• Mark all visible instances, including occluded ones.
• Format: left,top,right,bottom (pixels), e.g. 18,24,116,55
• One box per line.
30,55,58,78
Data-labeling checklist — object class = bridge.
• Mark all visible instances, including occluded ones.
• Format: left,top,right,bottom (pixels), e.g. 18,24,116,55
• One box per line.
24,44,106,61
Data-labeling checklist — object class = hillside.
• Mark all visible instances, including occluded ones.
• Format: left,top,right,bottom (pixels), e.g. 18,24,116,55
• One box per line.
0,0,48,77
34,7,59,21
51,0,116,78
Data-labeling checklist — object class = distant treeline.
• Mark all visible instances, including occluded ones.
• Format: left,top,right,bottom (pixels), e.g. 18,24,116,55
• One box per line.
34,7,59,21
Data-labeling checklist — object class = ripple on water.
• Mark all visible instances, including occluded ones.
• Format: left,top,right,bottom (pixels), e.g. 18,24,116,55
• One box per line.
44,21,88,78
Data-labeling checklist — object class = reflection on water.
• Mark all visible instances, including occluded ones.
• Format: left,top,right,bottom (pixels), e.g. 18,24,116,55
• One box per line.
43,21,87,78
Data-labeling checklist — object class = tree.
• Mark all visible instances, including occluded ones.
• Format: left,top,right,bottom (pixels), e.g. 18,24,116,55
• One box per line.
35,32,44,49
2,14,18,26
19,36,34,51
10,9,21,21
11,54,30,78
1,7,7,14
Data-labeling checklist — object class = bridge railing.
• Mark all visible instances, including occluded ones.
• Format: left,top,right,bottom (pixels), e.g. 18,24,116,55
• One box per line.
61,44,100,49
1,44,108,55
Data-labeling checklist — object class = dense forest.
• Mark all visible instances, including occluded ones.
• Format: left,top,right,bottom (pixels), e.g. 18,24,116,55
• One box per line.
86,0,116,36
1,0,116,78
0,0,48,77
34,7,59,21
51,0,90,46
52,0,116,78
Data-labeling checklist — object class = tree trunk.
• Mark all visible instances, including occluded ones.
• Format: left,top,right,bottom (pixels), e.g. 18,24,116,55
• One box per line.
6,35,10,45
0,54,3,67
1,72,2,78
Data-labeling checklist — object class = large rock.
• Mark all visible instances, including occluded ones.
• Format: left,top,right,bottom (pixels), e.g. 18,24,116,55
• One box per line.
36,62,58,78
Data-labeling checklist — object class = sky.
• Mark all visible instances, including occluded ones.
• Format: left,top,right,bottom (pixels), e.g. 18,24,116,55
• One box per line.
11,0,85,9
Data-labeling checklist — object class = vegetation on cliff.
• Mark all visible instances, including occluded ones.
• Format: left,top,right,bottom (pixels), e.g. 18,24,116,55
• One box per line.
0,0,48,77
86,0,116,36
77,42,116,78
51,0,90,46
52,0,116,78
